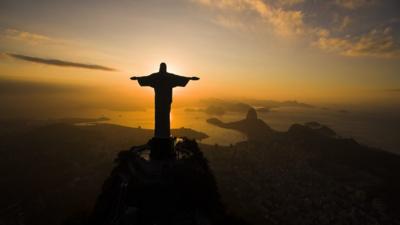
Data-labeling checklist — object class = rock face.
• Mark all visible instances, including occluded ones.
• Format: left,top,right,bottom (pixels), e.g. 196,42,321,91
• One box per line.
246,108,257,121
207,108,274,141
89,138,247,225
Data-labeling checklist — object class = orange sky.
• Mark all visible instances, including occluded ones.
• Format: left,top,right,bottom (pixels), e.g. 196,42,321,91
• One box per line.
0,0,399,117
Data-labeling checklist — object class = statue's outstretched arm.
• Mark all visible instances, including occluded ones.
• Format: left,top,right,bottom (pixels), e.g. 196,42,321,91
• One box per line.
130,74,155,87
130,75,145,80
173,73,200,81
130,74,153,80
169,74,199,87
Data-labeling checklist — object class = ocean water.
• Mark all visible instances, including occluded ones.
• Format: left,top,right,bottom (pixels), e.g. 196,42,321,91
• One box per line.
85,106,400,154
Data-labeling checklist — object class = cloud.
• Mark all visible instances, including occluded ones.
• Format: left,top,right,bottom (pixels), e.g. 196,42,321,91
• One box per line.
312,28,352,53
346,27,400,57
384,88,400,92
1,28,63,45
314,27,400,58
334,0,375,9
267,8,305,36
277,0,305,6
212,15,249,31
7,53,117,71
0,78,86,95
338,16,351,31
192,0,399,59
192,0,305,37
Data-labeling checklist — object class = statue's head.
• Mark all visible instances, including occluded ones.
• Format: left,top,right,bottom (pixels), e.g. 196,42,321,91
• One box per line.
159,62,167,73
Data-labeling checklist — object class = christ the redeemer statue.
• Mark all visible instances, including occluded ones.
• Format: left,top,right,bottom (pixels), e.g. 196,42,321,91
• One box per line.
131,62,199,140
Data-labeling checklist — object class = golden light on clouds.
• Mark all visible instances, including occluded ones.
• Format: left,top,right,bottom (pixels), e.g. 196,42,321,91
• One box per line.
0,0,399,118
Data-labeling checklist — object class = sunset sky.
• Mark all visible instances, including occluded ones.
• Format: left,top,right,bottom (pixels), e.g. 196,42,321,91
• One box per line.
1,0,399,116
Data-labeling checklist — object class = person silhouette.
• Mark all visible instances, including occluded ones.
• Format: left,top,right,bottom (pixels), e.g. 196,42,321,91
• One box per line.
131,62,199,140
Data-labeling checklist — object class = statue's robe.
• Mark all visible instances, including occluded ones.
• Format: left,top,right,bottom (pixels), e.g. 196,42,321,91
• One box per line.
137,72,190,138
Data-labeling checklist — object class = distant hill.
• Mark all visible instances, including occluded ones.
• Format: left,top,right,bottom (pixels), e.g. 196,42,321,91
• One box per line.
207,108,275,141
192,98,314,116
204,108,400,225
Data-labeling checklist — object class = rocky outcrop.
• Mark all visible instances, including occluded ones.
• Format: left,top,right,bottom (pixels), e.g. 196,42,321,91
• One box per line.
207,108,274,141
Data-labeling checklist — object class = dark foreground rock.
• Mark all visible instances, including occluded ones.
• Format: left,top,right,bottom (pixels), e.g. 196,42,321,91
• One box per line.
89,138,247,225
2,116,400,225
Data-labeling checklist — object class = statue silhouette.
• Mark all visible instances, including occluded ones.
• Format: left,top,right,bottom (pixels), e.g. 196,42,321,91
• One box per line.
131,63,199,151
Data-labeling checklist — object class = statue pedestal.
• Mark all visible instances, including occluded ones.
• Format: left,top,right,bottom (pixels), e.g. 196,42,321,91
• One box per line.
148,137,175,160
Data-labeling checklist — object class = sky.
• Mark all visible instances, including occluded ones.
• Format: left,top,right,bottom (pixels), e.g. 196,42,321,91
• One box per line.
0,0,399,117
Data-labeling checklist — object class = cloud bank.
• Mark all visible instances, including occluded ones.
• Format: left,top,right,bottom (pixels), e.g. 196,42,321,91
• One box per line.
191,0,400,59
1,28,62,45
314,27,400,58
0,79,85,95
7,53,117,71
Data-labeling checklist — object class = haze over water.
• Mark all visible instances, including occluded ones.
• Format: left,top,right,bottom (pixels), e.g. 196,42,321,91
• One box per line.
67,103,400,154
